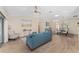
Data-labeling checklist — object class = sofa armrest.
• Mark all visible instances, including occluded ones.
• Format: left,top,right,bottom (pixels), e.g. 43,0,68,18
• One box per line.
27,32,37,38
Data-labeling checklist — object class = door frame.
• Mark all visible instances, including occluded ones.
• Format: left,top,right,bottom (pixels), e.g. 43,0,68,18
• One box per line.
0,17,4,44
0,11,5,44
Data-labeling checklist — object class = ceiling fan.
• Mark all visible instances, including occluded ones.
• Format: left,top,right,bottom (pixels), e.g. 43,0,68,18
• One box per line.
33,6,41,14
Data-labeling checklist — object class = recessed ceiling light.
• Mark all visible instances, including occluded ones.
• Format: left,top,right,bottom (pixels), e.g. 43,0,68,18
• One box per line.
54,15,59,17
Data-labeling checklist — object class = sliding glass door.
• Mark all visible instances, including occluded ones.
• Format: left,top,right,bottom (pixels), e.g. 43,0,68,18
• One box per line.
0,18,3,43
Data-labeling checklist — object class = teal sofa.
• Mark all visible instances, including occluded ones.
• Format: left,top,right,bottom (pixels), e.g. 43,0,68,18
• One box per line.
26,29,52,50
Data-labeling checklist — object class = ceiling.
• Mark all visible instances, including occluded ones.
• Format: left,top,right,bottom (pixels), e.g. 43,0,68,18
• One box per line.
2,6,79,19
3,6,34,16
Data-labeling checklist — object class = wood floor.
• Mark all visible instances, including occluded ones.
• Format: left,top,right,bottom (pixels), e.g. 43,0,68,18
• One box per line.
0,34,79,53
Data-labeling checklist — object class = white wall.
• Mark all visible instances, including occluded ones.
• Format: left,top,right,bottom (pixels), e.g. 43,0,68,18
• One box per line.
63,18,79,35
8,16,39,37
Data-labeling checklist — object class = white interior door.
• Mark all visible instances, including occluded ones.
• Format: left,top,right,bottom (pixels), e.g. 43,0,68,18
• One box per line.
0,18,3,43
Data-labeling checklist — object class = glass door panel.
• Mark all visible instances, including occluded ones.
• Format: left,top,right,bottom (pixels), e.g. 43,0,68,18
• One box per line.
0,18,3,43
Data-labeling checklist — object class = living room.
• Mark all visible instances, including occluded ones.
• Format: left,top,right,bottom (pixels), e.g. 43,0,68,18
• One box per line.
0,6,79,53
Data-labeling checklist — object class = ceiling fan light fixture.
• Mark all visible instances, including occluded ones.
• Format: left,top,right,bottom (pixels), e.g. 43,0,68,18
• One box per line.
34,10,38,13
33,6,41,14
